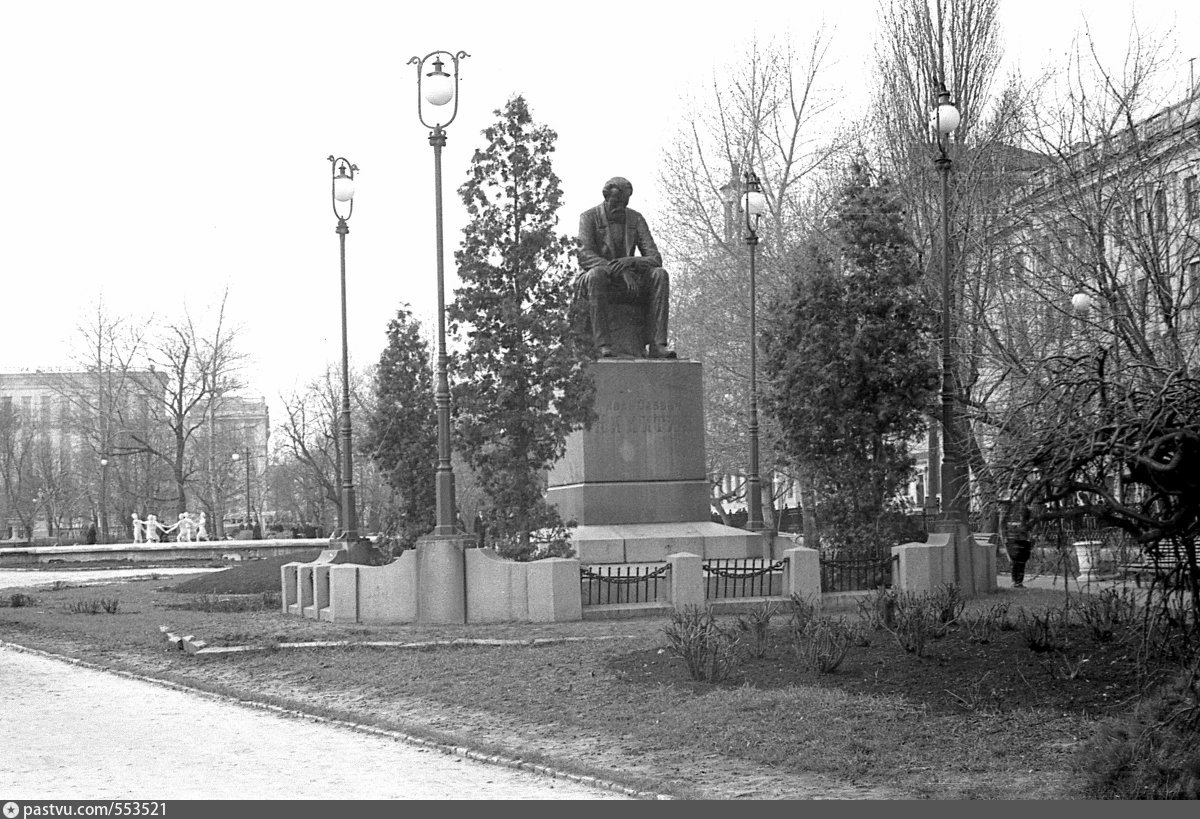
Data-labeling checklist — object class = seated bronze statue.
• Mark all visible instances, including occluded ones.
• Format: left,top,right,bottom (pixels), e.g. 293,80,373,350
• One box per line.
573,176,676,359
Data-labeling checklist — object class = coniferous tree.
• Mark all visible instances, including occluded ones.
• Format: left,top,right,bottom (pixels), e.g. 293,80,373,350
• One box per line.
763,164,937,551
450,94,594,558
360,305,437,550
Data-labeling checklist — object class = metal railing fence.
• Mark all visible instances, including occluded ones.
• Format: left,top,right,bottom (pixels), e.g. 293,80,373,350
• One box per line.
580,563,669,606
702,558,787,600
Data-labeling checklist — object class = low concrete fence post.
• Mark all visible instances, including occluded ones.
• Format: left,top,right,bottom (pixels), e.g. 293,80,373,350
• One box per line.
666,552,703,609
783,546,821,612
526,557,583,622
298,564,317,619
313,564,332,619
972,533,999,593
892,535,953,595
281,562,301,614
325,564,360,623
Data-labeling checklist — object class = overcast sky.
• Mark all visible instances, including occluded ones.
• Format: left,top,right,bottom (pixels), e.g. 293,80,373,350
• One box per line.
1,0,1194,419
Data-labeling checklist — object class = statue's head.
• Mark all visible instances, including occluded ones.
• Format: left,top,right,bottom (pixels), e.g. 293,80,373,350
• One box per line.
602,177,632,201
603,177,632,219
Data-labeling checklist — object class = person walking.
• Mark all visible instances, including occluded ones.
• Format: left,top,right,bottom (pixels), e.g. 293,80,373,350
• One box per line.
1001,496,1033,588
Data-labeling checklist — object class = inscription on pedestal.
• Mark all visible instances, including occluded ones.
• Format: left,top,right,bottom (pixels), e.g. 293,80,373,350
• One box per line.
548,361,705,488
547,360,708,525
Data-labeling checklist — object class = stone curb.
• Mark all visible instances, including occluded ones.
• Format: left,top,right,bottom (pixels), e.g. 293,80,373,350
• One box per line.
157,628,643,656
2,638,671,801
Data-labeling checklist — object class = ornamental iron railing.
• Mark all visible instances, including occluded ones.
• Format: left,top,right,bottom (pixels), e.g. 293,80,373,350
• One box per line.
702,558,787,599
580,563,669,606
819,551,895,592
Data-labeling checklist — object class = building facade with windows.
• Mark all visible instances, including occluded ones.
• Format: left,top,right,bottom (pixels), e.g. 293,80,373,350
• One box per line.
964,86,1200,520
1,368,268,543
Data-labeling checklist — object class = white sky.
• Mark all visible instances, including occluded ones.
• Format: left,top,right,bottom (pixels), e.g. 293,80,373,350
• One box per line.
1,0,1195,420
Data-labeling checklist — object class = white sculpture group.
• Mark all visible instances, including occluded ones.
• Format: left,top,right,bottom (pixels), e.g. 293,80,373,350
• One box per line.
131,511,209,543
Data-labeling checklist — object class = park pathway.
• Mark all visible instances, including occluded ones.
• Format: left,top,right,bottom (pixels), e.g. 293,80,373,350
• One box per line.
0,645,631,800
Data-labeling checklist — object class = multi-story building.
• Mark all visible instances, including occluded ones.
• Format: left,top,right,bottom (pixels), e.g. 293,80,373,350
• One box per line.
199,393,270,530
0,368,267,542
966,84,1200,514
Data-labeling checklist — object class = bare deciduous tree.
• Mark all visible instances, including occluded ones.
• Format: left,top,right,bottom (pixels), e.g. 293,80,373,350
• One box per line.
657,33,838,535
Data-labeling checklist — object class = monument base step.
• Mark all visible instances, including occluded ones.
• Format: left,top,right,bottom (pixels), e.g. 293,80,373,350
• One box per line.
569,521,765,564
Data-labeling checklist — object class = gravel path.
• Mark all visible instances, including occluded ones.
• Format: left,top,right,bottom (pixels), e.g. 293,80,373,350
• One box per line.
0,567,224,591
0,645,632,800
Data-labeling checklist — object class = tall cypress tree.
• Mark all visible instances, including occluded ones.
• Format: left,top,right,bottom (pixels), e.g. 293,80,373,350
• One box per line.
763,164,937,551
360,305,436,549
450,94,594,557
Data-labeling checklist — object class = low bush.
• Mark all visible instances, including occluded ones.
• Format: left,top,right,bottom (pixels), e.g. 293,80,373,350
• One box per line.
735,601,779,659
885,591,937,656
931,582,966,627
1076,587,1139,643
787,593,816,634
65,599,103,615
5,593,37,608
992,601,1015,631
961,609,999,644
793,616,856,673
663,605,742,684
1020,607,1067,653
856,588,897,631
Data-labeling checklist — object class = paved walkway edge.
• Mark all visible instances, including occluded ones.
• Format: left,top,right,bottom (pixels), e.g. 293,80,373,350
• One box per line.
0,639,671,801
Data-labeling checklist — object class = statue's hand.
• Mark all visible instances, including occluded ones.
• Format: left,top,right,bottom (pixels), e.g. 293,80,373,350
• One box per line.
621,269,639,296
610,257,634,275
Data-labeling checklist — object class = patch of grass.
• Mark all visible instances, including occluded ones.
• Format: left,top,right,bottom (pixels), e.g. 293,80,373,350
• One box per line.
166,592,282,612
169,552,323,595
0,573,1189,799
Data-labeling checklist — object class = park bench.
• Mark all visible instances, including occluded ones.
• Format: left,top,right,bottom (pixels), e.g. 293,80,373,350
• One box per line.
1118,548,1198,589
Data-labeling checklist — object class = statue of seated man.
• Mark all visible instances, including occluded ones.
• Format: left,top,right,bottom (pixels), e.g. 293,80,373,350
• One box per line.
574,176,675,359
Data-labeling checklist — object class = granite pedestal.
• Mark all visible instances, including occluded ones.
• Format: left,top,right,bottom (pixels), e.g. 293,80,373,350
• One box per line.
548,359,761,563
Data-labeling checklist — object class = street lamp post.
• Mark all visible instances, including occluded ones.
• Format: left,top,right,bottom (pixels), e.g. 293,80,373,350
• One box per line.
327,155,369,562
931,82,966,525
231,447,252,536
99,456,109,544
409,49,473,624
742,171,768,532
409,50,469,538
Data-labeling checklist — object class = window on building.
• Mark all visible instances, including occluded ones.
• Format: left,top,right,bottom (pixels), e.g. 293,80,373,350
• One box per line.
1110,203,1126,245
1186,175,1198,222
1153,187,1167,233
1134,196,1145,235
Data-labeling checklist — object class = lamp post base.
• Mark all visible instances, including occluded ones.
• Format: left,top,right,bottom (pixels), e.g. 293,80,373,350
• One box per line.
339,537,376,565
929,517,995,595
415,531,474,624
